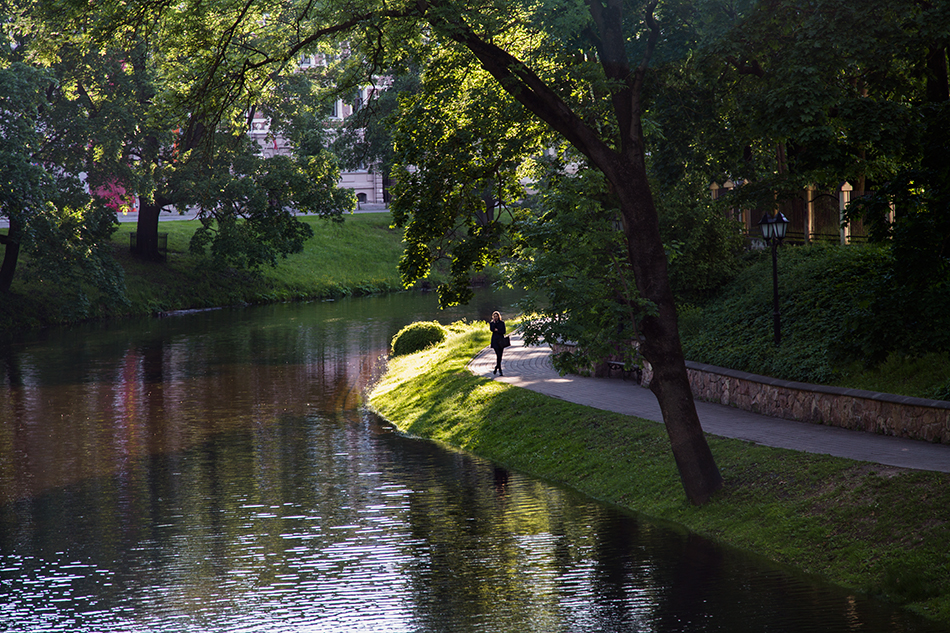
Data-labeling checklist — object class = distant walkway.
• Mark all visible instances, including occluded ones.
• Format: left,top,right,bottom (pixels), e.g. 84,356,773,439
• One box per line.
468,334,950,473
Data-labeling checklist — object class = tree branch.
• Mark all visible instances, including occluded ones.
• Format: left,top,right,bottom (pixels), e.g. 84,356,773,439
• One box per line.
633,1,660,97
725,55,766,78
420,2,616,169
586,0,657,154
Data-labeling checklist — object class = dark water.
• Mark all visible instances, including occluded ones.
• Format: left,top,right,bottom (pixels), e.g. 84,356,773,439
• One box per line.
0,291,946,632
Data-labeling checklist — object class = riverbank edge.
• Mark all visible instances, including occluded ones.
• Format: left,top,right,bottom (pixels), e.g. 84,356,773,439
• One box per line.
367,322,950,628
0,213,410,336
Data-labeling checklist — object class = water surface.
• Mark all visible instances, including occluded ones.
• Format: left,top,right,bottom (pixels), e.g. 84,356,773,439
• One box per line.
0,291,945,632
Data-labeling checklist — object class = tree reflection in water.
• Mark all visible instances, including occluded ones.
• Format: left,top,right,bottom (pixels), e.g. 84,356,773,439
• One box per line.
0,293,946,632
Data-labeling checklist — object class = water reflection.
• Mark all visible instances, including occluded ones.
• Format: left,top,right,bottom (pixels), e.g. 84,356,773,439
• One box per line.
0,292,946,632
0,293,511,504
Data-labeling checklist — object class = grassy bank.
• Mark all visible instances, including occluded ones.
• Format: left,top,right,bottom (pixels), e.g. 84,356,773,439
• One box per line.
369,321,950,627
2,212,407,333
114,213,407,309
679,243,950,400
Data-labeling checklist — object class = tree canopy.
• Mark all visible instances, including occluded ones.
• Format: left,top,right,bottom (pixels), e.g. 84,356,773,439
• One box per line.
9,0,948,503
13,0,355,269
0,46,126,312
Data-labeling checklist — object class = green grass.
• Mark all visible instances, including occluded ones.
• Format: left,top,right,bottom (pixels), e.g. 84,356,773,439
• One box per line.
2,213,408,333
261,214,407,294
834,352,950,400
110,212,406,302
369,321,950,627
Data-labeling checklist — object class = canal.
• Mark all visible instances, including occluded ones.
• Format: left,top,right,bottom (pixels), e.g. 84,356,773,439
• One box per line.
0,290,945,632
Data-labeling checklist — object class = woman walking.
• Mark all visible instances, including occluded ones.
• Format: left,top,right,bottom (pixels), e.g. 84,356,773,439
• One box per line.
489,311,506,376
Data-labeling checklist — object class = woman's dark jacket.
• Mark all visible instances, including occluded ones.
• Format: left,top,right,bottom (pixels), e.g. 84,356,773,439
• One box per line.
489,320,506,350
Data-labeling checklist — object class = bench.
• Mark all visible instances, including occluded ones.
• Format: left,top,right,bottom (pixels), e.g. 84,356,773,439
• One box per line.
606,360,642,383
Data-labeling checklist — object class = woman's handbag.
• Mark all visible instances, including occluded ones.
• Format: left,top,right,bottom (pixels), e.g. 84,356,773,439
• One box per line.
503,336,511,348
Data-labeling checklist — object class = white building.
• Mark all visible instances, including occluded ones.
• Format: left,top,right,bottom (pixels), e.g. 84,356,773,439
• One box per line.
247,55,388,205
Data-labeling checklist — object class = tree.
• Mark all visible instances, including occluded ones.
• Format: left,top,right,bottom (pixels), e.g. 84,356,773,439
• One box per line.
23,0,353,267
0,53,125,313
47,0,723,503
420,1,724,503
176,140,351,270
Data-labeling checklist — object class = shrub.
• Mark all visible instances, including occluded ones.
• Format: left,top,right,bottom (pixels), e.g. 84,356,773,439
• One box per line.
391,321,448,356
657,177,747,304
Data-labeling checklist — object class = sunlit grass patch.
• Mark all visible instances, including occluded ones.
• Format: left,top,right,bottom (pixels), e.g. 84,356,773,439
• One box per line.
370,320,950,627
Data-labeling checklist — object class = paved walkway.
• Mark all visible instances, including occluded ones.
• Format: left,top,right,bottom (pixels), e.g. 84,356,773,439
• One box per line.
469,334,950,473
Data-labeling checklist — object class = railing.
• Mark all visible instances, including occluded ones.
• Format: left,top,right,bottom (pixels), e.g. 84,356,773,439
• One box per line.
711,181,883,246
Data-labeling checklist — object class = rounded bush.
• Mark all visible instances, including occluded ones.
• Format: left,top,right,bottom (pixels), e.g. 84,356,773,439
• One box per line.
391,321,447,356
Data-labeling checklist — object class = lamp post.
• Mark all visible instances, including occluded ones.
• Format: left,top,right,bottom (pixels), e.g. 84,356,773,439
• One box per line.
758,212,789,346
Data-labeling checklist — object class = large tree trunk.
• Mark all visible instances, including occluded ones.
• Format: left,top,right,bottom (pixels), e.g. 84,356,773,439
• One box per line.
133,197,165,262
612,158,724,504
0,218,22,293
440,0,723,504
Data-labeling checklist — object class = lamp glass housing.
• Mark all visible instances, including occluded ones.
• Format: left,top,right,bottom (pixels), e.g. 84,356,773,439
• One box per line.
773,212,789,239
759,213,789,241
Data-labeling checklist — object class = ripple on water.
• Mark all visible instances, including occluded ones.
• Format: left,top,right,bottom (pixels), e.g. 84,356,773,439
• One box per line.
1,293,947,633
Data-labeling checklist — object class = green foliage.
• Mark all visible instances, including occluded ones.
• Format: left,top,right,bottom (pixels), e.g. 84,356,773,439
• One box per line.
694,0,927,186
20,200,129,317
0,63,51,223
823,242,950,367
505,164,651,373
681,242,950,391
642,0,948,262
390,320,447,356
370,321,950,626
264,72,334,158
178,144,357,270
924,377,950,402
505,161,744,373
835,352,950,403
656,176,746,303
330,71,421,179
389,44,547,307
682,244,886,383
847,162,950,298
0,59,127,306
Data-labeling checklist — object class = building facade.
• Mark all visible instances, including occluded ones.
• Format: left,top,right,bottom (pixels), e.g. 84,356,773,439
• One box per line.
247,55,388,205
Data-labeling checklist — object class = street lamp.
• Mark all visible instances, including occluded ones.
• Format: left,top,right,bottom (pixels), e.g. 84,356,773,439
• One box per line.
758,212,789,346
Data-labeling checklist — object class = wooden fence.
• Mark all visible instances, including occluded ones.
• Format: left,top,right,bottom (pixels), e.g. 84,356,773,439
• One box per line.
710,181,891,245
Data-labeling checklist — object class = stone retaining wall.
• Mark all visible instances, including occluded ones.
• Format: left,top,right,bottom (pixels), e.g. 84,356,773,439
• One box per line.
548,342,950,444
685,361,950,444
